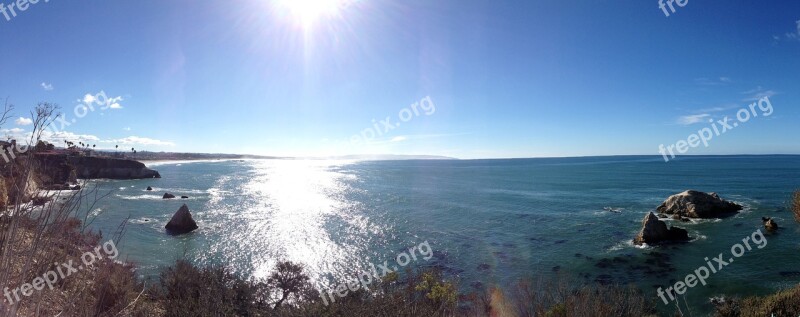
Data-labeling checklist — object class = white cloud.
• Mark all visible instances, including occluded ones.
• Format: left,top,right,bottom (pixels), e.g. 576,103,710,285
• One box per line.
80,93,124,109
44,131,101,144
15,117,33,126
123,127,131,131
108,96,124,109
390,136,407,142
1,128,25,136
82,94,97,104
677,114,710,125
101,136,175,146
41,82,53,91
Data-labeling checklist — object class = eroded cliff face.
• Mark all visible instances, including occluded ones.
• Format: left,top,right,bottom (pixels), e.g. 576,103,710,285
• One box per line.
0,154,161,209
67,156,161,180
0,160,45,208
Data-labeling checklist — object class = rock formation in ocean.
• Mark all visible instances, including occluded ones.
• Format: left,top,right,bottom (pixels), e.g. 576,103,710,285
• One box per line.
165,204,198,235
762,217,778,231
634,212,690,245
657,190,742,218
163,193,176,199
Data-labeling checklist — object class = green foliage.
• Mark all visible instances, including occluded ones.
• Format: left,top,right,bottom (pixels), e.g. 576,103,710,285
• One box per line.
415,272,457,304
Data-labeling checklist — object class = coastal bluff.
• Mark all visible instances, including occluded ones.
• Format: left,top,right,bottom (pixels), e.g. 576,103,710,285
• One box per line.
68,156,161,179
33,153,160,183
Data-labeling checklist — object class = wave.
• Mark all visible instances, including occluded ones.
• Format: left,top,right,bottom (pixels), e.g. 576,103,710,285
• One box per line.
116,194,165,200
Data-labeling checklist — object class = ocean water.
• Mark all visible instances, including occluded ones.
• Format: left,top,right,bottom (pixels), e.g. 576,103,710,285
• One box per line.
84,156,800,314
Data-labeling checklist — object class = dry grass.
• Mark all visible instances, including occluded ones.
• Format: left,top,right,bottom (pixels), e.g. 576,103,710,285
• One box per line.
714,284,800,317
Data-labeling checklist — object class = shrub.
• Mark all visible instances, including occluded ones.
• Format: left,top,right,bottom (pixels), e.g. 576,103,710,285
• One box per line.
714,284,800,317
792,190,800,223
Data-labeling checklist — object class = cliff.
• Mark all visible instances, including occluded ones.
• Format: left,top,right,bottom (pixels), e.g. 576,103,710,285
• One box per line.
67,156,161,179
30,154,159,186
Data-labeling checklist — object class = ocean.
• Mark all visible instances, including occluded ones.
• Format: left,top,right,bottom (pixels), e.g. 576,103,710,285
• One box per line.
83,155,800,314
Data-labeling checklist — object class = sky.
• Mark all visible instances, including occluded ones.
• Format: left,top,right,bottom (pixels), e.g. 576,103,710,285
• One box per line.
0,0,798,159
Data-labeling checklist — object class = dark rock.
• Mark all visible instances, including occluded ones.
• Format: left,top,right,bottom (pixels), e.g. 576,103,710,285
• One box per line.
31,196,50,206
595,258,613,269
634,212,690,245
762,217,779,231
657,190,742,218
165,204,198,235
181,196,189,199
163,193,176,199
146,186,153,191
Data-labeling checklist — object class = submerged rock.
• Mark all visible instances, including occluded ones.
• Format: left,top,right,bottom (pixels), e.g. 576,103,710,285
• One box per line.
657,190,742,218
181,196,189,199
162,193,175,199
165,204,198,235
634,212,690,245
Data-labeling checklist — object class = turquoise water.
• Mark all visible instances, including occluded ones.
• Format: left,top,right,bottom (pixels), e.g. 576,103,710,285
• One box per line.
84,156,800,314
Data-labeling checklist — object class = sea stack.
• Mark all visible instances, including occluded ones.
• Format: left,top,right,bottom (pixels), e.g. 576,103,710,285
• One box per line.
634,212,690,245
162,193,175,199
657,190,742,218
165,204,198,235
762,217,779,231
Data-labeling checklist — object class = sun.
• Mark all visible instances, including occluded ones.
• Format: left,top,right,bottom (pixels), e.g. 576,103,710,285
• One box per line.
276,0,345,29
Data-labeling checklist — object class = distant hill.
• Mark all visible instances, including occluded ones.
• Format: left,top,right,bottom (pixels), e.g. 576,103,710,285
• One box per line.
325,154,457,161
92,151,455,161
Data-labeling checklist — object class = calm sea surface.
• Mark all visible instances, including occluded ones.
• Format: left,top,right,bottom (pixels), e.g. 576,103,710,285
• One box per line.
83,155,800,314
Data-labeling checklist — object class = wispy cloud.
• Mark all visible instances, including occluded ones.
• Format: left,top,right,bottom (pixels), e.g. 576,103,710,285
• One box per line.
677,114,711,125
694,77,732,86
742,86,777,101
390,136,407,142
774,20,799,41
14,117,33,126
696,104,739,113
40,82,53,91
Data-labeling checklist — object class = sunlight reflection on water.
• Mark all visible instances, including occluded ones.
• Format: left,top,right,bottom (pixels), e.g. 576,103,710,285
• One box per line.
196,159,375,285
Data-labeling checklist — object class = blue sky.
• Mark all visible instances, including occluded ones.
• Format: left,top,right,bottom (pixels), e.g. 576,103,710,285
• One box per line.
0,0,797,159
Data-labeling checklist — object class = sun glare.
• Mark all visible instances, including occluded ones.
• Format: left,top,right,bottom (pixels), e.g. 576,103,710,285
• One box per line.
277,0,345,29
